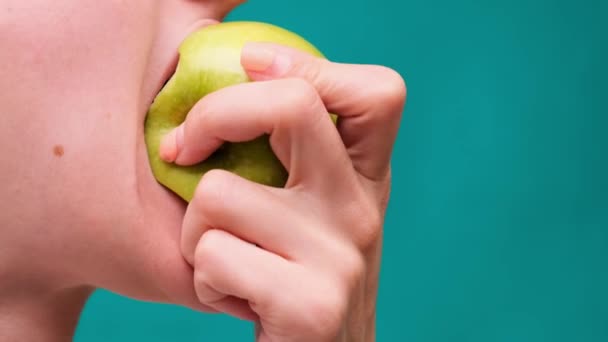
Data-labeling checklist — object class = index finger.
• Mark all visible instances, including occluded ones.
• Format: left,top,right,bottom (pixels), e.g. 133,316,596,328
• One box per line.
241,42,407,182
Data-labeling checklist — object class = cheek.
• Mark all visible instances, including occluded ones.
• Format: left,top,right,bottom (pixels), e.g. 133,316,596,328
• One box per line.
0,1,159,219
1,0,157,110
0,0,164,279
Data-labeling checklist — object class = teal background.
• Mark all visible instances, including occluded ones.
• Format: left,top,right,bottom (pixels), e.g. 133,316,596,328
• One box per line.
75,0,608,341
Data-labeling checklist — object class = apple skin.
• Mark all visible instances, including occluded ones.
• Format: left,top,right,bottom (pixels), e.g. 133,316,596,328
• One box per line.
145,21,325,202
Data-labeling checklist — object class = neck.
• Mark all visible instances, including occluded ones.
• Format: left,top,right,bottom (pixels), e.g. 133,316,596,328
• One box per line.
0,285,92,342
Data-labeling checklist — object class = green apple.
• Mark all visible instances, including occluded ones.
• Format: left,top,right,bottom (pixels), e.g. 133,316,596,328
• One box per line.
144,21,325,202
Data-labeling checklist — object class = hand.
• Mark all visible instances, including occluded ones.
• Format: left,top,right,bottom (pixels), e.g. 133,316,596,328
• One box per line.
160,42,406,341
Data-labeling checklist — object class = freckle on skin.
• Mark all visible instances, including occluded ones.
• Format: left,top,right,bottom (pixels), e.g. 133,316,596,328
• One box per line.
53,145,64,157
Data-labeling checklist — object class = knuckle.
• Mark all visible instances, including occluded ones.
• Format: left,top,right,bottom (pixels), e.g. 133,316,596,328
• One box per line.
186,96,215,134
193,270,217,303
193,229,224,270
193,169,233,219
349,200,383,251
359,207,383,250
280,78,323,128
373,66,407,113
304,288,346,339
291,56,325,87
340,248,366,286
192,231,227,304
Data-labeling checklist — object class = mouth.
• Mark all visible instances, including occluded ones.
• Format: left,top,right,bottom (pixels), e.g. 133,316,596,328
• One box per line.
149,19,220,113
137,19,222,204
157,55,179,100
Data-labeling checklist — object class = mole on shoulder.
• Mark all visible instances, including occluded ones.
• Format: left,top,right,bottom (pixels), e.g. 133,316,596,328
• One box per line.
53,145,64,157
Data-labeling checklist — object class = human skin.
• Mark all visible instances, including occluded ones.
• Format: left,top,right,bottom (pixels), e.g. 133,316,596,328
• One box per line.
0,1,406,341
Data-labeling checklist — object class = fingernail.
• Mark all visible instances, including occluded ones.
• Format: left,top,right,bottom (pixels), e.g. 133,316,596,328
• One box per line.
159,125,184,163
241,42,290,74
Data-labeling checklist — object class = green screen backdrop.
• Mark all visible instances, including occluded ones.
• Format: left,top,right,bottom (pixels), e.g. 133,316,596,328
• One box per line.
75,0,608,340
